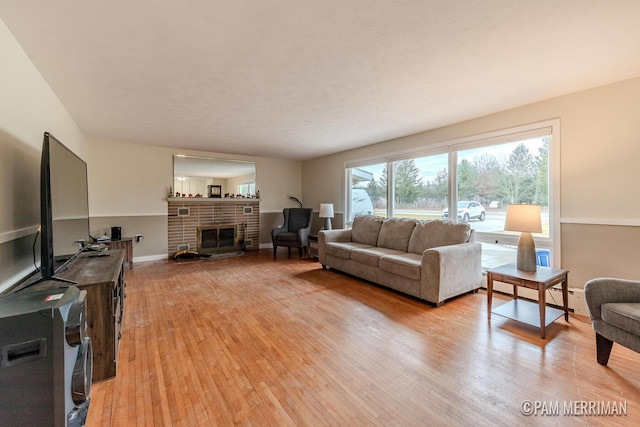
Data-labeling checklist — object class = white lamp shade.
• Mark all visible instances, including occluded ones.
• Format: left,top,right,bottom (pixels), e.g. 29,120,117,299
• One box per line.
504,204,542,233
319,203,334,218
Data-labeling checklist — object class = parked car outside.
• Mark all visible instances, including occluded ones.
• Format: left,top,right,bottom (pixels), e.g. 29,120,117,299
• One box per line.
442,201,485,222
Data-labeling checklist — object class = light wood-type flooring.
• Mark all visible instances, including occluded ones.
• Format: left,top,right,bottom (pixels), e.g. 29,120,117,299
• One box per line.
87,249,640,426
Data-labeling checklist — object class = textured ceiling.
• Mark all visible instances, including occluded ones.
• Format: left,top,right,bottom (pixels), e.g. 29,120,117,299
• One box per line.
2,1,640,161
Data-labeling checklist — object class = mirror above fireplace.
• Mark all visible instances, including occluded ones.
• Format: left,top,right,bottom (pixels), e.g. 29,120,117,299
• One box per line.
172,155,256,198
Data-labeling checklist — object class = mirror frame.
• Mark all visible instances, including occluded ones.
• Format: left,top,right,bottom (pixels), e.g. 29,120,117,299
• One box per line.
172,155,256,198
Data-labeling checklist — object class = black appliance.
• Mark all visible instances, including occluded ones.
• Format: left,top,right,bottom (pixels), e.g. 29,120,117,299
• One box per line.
110,226,121,241
0,286,92,427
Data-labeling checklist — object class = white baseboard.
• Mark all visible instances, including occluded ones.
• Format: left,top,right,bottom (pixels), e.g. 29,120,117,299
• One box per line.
132,254,169,264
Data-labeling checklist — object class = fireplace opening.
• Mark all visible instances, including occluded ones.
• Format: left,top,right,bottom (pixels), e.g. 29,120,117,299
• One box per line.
197,224,238,254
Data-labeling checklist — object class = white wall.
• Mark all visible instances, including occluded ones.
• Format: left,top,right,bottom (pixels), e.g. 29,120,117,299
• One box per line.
0,19,87,160
89,140,171,217
88,140,302,259
302,76,640,288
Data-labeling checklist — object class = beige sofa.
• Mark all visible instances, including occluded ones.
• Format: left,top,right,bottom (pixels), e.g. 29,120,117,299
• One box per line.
318,215,482,306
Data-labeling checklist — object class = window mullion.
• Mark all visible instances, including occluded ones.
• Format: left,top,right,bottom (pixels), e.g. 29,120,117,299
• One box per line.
387,161,394,218
449,151,458,223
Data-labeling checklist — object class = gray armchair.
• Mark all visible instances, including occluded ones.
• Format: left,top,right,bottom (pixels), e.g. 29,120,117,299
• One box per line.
584,278,640,365
271,208,313,258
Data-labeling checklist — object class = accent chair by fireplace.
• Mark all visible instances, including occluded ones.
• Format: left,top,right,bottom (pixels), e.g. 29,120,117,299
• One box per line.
271,208,313,258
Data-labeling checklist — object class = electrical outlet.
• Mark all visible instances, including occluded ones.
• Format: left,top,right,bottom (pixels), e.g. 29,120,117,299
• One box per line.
570,288,589,316
135,234,143,242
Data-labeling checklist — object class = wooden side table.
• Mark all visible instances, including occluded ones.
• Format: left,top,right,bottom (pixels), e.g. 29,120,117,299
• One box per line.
487,263,569,339
107,237,134,268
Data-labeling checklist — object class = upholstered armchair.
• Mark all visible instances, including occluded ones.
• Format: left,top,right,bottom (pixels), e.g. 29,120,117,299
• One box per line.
271,208,313,258
584,278,640,365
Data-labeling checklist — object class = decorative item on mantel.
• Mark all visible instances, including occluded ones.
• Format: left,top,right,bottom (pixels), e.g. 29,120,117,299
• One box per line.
319,203,334,230
504,204,542,272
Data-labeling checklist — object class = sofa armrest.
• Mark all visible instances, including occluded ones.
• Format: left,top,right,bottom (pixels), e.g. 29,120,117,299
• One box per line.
318,229,353,264
585,278,640,321
421,242,482,304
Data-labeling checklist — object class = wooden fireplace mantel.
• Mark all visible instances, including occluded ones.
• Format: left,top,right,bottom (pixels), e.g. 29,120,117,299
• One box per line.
168,197,261,203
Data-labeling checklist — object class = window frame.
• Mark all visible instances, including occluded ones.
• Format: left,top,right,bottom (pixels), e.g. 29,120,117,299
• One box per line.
344,119,561,266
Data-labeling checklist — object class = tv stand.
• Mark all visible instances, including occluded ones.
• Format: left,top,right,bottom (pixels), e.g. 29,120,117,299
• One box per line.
33,249,126,381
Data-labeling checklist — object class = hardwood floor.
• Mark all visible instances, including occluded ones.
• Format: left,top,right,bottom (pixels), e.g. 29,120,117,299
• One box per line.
87,249,640,426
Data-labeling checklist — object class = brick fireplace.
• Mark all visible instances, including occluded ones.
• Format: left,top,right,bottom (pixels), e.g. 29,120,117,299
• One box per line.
167,199,259,257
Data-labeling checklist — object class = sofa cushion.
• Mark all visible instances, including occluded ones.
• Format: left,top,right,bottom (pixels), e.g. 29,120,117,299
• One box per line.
350,246,405,267
601,303,640,335
377,218,417,251
379,253,422,280
408,220,471,255
351,215,384,246
325,242,371,260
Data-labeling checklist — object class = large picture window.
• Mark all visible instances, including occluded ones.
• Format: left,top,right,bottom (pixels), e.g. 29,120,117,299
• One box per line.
456,136,549,238
345,121,559,268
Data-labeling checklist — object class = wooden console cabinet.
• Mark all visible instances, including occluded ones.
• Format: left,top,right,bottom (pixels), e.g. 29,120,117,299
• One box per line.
57,249,126,381
106,237,133,269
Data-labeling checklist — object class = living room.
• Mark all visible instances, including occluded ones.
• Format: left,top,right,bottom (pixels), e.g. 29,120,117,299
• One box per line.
1,2,640,425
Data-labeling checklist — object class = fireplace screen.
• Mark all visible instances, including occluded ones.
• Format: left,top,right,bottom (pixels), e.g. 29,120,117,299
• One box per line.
197,224,238,254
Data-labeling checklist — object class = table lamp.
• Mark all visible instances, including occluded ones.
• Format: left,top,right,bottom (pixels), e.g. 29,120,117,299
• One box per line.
504,204,542,272
319,203,334,230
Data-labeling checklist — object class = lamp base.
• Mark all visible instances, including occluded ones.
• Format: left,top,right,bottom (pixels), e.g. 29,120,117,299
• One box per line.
516,232,537,272
324,217,332,230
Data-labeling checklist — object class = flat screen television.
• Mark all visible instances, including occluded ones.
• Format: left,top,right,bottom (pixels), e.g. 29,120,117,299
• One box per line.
39,132,90,281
